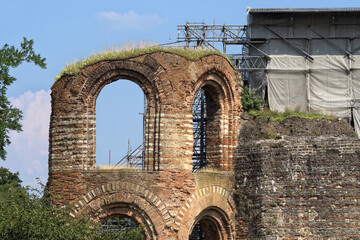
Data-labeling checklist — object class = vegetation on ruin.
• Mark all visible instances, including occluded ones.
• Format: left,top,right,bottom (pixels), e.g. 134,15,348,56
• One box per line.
242,85,332,121
248,108,333,122
55,45,231,81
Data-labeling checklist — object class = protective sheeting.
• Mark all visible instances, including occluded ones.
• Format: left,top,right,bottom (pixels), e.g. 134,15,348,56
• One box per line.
249,70,267,98
267,56,308,112
266,55,360,120
247,9,360,137
248,10,360,40
353,108,360,137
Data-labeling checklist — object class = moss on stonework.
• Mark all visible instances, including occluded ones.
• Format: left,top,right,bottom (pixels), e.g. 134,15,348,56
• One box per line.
55,47,231,82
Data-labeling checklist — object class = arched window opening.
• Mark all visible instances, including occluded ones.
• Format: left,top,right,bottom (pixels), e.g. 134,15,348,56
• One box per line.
192,84,223,172
96,80,146,169
189,222,205,240
99,216,144,239
189,218,220,240
192,88,207,172
188,207,233,240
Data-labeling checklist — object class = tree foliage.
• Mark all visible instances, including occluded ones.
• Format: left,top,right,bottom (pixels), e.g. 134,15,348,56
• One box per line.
241,85,263,112
0,168,143,240
0,37,46,160
0,186,97,240
0,166,22,187
0,39,143,239
98,227,143,240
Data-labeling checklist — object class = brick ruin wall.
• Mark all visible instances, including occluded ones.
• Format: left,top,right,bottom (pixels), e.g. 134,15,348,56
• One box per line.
236,136,360,239
48,50,360,239
48,51,241,239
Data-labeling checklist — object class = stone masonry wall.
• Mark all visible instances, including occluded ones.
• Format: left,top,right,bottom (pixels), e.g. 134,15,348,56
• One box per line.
235,135,360,239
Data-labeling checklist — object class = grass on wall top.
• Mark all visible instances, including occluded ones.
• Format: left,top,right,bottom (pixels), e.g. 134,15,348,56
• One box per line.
55,45,231,82
248,108,333,122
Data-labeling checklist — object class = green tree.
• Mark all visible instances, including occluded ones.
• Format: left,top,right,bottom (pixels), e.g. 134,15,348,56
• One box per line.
0,186,97,240
0,181,143,240
241,85,263,112
0,168,143,240
0,37,46,160
0,39,143,239
0,166,22,187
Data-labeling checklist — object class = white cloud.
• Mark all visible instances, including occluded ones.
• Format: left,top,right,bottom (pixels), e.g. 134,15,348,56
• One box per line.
2,90,51,188
95,10,166,30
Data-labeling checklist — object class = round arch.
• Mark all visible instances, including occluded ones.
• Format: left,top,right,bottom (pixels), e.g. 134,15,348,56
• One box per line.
98,202,153,239
84,61,162,171
175,186,236,239
52,59,164,171
189,207,233,240
189,68,240,171
95,79,145,167
73,180,172,240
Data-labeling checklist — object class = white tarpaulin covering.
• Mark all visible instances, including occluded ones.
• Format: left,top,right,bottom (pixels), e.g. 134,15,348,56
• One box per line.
266,55,360,118
248,9,360,137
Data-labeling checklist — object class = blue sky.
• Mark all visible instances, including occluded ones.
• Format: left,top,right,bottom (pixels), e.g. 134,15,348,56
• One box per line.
1,0,360,187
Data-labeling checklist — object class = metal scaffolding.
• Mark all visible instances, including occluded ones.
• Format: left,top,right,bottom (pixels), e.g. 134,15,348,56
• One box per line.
176,22,269,83
114,95,147,170
114,142,144,169
177,22,248,52
176,23,264,171
192,88,207,172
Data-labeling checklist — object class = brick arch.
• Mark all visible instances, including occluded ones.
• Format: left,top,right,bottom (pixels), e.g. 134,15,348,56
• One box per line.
193,71,237,106
81,60,165,171
97,202,155,239
189,207,234,240
82,60,161,106
49,51,240,176
194,55,238,80
50,58,165,173
191,56,240,122
188,61,241,171
174,186,236,239
71,181,172,239
48,51,241,239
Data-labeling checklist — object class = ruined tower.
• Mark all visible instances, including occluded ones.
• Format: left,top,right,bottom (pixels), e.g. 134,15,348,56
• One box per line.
47,50,241,239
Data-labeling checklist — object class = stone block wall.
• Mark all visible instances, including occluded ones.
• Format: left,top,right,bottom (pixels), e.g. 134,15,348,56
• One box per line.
235,136,360,239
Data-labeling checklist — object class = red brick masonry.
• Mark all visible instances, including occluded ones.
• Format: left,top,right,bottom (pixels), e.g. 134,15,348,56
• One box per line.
48,51,360,239
48,51,241,239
